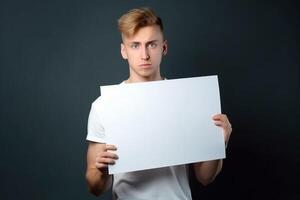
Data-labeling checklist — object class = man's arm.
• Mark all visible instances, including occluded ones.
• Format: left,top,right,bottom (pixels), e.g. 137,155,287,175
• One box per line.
193,114,232,186
193,159,223,185
85,142,118,196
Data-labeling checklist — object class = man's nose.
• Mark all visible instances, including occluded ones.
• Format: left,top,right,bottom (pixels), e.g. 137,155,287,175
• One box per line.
141,46,150,60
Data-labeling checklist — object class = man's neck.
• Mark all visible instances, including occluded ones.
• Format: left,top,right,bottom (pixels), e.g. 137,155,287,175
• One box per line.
125,74,164,83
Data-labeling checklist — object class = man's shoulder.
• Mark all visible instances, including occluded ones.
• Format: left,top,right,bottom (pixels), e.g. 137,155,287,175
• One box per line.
92,96,102,106
91,81,125,107
91,94,107,110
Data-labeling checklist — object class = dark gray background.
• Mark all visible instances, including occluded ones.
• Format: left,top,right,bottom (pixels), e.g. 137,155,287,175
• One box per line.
1,0,299,199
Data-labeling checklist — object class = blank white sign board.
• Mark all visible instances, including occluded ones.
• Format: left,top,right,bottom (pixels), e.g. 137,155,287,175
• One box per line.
100,75,226,174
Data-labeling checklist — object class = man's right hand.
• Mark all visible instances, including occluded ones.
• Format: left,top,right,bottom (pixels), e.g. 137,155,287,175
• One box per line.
95,144,118,171
86,142,118,196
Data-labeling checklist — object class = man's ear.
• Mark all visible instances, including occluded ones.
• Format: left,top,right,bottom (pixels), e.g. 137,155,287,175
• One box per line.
121,43,128,59
162,40,168,56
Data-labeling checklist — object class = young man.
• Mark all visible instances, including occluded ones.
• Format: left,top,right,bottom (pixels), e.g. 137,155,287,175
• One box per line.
85,7,232,199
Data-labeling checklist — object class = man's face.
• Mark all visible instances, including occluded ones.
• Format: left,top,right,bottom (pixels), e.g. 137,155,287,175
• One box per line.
121,25,167,82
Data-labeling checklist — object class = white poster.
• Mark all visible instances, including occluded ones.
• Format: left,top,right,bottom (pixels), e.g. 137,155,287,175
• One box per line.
100,75,226,174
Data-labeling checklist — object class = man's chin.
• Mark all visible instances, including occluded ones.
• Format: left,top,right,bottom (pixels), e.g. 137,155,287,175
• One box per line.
137,69,155,77
130,67,159,80
140,73,155,79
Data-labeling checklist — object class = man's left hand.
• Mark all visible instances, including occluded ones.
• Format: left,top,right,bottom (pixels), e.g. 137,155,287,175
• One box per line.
212,114,232,147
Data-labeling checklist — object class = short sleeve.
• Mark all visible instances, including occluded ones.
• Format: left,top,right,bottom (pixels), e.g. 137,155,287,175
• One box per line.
86,99,106,143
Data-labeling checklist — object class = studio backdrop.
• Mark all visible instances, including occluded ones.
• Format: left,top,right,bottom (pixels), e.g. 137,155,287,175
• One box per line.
1,0,299,199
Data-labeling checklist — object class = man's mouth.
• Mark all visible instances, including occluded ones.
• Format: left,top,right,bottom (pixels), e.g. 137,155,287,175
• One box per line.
139,63,151,68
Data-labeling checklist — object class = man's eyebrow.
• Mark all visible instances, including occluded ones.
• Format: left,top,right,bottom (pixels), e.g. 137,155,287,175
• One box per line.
129,40,158,45
129,41,141,44
146,40,158,45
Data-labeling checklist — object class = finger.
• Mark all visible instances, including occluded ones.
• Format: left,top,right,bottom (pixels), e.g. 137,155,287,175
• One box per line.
212,114,222,120
97,157,117,164
214,120,225,127
219,114,227,121
102,152,119,159
105,144,117,151
96,152,119,160
213,114,229,124
214,121,231,130
95,162,108,169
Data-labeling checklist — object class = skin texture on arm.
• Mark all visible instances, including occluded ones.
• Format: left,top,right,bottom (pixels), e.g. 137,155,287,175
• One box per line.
85,142,118,196
193,114,232,186
193,159,223,186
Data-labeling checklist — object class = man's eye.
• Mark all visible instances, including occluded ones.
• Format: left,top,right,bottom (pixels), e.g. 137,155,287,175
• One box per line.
131,44,139,49
148,43,157,48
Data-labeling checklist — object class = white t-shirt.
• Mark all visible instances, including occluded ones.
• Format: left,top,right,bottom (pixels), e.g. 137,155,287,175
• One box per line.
86,81,192,200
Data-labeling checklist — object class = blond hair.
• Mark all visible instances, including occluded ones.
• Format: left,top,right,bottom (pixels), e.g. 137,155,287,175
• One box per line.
118,7,163,38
